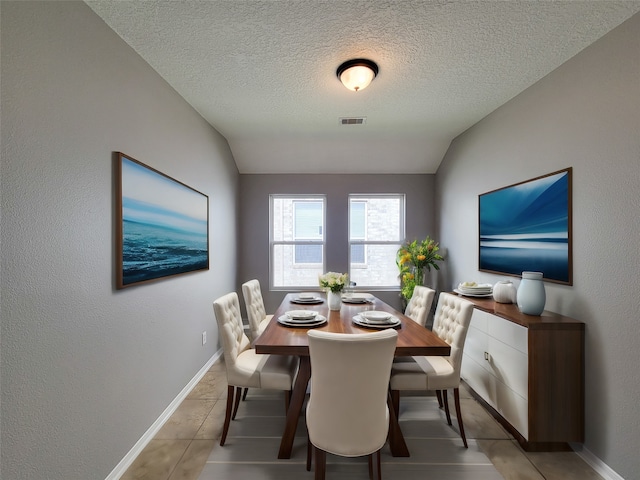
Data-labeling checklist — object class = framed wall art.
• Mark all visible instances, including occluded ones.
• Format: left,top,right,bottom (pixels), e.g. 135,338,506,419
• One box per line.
478,167,572,285
115,152,209,289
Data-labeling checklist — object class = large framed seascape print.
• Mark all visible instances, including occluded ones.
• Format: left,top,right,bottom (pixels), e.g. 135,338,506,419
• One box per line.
479,168,572,285
116,152,209,289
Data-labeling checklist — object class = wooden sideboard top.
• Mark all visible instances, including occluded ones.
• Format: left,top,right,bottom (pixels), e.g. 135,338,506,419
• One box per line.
453,294,585,330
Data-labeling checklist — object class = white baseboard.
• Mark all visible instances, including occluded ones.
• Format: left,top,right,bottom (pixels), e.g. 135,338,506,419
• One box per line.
104,350,223,480
572,443,625,480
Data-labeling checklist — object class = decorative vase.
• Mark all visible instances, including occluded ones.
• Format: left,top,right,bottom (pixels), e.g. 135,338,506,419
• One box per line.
327,291,342,311
413,266,425,287
517,272,546,315
493,280,517,304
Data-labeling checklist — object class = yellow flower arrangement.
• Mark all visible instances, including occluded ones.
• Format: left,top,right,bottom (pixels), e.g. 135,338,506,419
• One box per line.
397,236,444,300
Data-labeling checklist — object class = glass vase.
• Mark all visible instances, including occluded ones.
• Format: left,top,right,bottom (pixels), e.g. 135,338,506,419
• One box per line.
327,291,342,311
413,266,424,287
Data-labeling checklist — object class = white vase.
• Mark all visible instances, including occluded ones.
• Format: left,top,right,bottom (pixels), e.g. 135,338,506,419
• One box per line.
327,291,342,311
493,280,517,304
516,272,546,315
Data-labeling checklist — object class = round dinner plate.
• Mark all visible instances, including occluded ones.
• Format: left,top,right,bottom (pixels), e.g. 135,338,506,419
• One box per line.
360,310,392,323
453,288,493,298
285,310,318,320
290,297,324,304
352,315,401,329
278,315,327,327
342,298,369,304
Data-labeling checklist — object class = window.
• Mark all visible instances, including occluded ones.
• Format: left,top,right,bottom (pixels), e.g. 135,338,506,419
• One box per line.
270,195,325,288
293,201,323,263
349,195,405,288
350,201,366,264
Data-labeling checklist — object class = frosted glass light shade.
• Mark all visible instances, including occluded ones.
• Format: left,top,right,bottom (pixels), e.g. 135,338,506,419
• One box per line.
336,59,378,92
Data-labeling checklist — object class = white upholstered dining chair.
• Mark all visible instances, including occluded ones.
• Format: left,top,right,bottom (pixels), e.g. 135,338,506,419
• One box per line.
390,292,474,447
393,286,436,366
404,285,436,327
241,279,273,341
213,292,298,446
305,329,398,480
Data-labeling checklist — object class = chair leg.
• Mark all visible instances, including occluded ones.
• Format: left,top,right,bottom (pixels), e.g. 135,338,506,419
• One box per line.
454,387,468,448
436,389,443,408
231,386,242,420
220,385,235,446
314,446,326,480
442,389,452,425
370,449,381,480
242,387,248,400
306,434,312,471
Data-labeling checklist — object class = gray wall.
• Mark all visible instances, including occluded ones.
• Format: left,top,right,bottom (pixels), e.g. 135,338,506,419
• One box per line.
1,2,239,479
238,174,437,313
435,13,639,479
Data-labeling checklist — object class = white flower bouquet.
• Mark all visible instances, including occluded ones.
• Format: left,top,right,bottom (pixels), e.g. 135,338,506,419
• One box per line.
318,271,348,293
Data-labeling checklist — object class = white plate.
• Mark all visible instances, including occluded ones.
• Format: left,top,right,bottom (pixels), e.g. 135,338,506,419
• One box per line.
290,297,323,304
454,288,494,298
285,310,317,320
298,292,318,299
352,315,400,329
360,310,392,323
341,293,373,304
458,283,492,291
278,315,326,327
458,287,492,292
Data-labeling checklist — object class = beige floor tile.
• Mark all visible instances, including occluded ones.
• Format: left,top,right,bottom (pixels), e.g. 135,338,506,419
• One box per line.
478,439,544,480
460,397,511,440
208,361,226,373
168,439,216,480
155,399,216,440
121,439,191,480
186,371,227,400
526,451,606,480
459,382,475,399
194,398,227,440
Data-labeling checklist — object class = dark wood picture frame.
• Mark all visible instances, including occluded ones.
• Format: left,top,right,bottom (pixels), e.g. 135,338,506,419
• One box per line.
115,152,209,289
478,167,572,285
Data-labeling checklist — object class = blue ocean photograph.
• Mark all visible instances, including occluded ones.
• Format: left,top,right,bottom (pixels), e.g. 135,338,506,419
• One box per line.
479,169,571,284
119,156,209,287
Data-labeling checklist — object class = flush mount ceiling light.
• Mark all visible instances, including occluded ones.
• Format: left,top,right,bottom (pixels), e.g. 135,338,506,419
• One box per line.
336,59,378,92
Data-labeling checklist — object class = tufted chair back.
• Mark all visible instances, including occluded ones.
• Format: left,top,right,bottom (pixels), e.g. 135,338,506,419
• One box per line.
213,292,252,377
431,292,474,381
242,279,270,340
404,286,436,327
306,329,398,479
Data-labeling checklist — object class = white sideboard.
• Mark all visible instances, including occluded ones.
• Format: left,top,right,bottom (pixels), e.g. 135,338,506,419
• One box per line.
459,296,584,451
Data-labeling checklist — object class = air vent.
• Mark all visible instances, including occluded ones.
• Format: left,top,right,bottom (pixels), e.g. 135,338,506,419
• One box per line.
339,117,366,125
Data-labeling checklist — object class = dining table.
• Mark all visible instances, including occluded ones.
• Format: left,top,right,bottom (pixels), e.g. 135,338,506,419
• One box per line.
253,292,451,459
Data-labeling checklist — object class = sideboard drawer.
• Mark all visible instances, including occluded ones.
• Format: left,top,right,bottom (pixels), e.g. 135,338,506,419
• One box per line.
493,378,529,438
487,335,528,400
488,314,527,354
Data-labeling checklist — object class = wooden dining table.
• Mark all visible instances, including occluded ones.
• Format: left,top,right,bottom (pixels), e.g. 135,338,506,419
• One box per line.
254,292,451,459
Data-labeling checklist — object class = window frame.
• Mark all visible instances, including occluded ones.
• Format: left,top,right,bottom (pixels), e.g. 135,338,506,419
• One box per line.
348,194,406,290
269,194,326,290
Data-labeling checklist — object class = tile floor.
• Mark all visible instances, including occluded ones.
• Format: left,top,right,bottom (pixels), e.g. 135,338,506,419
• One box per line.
121,359,603,480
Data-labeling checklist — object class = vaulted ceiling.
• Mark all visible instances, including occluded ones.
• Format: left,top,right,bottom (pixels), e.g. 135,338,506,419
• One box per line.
86,1,640,174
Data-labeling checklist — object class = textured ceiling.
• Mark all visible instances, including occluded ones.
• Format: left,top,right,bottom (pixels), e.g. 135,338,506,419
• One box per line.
86,1,640,174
